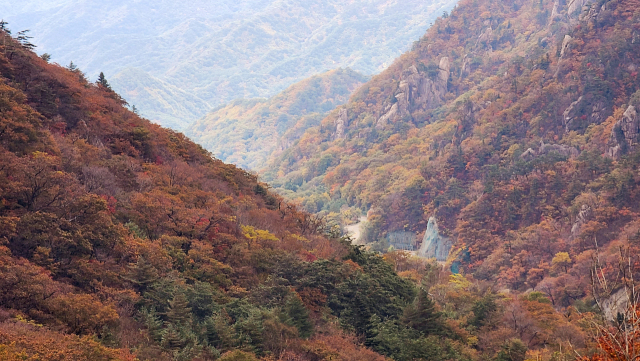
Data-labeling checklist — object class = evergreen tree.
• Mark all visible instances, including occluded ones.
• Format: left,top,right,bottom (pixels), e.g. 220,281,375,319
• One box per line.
16,30,35,50
285,293,312,339
401,287,445,336
140,307,164,342
166,292,192,326
469,294,497,328
0,20,9,34
97,72,111,90
67,61,78,72
125,256,158,292
204,311,236,351
234,309,264,354
161,323,186,350
496,339,528,361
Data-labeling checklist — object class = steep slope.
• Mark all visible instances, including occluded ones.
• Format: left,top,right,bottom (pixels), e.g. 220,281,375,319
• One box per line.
0,0,457,128
0,29,410,361
185,68,367,170
265,0,640,281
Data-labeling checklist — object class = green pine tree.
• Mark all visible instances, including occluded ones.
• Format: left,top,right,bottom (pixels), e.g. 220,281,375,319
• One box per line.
140,307,164,342
161,323,186,351
166,292,192,326
496,339,528,361
97,71,111,90
125,256,158,292
401,287,444,336
285,293,312,339
204,311,236,351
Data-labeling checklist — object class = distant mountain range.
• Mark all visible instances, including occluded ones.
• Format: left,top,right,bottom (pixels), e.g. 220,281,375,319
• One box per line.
0,0,458,129
185,68,367,169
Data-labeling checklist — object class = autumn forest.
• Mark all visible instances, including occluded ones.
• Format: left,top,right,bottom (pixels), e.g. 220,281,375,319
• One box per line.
1,0,640,360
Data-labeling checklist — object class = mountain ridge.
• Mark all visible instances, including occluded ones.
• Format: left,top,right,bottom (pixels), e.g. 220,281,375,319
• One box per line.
186,68,368,169
1,0,458,128
264,0,640,274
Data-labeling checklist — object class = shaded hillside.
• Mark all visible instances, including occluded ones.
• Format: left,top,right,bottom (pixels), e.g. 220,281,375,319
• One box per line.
1,0,458,128
185,68,367,170
264,0,640,281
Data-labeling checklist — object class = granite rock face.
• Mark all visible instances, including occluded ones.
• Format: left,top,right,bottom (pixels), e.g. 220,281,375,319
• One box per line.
561,35,573,58
571,204,592,239
520,141,580,161
334,109,349,140
562,96,608,132
417,217,452,262
608,105,639,159
376,58,450,129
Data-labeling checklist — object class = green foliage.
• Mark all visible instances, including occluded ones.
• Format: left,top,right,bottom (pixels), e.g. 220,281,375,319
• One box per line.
469,294,498,328
402,287,447,336
367,315,470,361
166,292,192,326
496,339,528,361
284,293,313,339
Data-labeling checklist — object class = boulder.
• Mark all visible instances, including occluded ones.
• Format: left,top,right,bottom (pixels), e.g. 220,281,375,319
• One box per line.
560,35,573,58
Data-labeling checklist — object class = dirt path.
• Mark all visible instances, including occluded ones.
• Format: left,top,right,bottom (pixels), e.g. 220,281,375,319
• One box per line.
345,216,367,243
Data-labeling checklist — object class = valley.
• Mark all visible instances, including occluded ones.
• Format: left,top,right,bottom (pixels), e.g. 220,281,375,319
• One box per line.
1,0,640,360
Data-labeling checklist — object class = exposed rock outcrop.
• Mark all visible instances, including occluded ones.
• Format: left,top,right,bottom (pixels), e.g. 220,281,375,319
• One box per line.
550,0,567,20
562,96,607,131
570,204,592,239
476,27,494,49
520,140,580,161
555,35,574,78
563,96,582,130
387,231,417,251
607,105,639,159
560,35,573,58
417,217,452,262
376,58,449,129
568,0,590,17
334,108,348,139
601,288,631,322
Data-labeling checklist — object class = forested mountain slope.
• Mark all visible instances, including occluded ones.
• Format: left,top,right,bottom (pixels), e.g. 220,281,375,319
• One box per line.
0,28,406,361
0,11,637,361
185,68,367,170
0,0,457,129
264,0,640,281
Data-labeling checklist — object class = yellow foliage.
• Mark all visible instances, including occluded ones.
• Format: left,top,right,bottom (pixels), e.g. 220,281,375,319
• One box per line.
241,225,279,242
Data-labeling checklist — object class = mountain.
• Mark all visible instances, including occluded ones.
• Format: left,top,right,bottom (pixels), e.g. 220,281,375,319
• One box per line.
185,68,368,170
264,0,640,281
0,27,407,361
1,5,638,361
0,0,458,129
